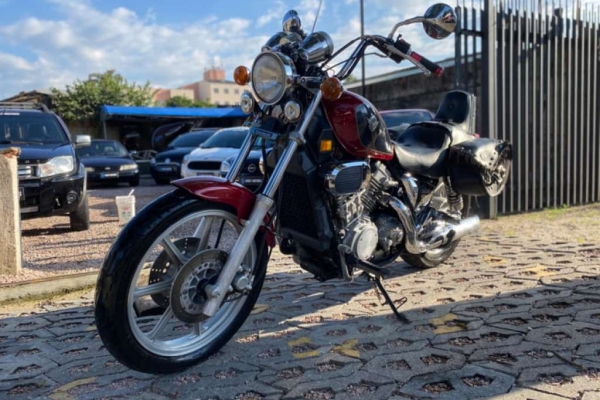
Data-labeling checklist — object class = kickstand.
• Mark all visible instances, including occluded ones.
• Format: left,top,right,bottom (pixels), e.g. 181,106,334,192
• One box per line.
371,276,409,323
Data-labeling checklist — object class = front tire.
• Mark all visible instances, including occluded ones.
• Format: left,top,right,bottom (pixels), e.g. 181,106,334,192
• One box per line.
69,194,90,231
95,190,269,373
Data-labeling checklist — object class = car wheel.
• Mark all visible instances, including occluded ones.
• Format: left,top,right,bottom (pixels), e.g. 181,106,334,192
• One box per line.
130,177,140,187
70,194,90,231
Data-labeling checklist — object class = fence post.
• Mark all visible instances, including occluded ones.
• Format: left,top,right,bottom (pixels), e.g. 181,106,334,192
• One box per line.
0,148,22,276
482,0,498,219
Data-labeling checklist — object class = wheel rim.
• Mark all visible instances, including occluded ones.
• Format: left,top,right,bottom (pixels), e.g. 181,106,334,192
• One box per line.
126,209,257,357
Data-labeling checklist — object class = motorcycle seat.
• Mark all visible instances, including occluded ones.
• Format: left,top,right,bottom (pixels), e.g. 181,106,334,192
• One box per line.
393,122,451,179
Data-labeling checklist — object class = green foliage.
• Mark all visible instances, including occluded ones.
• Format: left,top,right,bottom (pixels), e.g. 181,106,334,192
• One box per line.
164,96,214,108
344,74,359,83
51,70,154,123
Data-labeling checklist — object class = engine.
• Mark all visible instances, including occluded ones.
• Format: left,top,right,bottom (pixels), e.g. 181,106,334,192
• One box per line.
325,161,404,261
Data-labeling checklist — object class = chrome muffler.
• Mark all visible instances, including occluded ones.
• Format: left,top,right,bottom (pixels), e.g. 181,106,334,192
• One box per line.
389,197,480,255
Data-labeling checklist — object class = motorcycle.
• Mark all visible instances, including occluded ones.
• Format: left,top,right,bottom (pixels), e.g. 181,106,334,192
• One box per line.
95,3,512,373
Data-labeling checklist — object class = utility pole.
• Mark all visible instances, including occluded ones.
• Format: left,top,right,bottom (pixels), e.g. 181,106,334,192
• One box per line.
360,0,365,96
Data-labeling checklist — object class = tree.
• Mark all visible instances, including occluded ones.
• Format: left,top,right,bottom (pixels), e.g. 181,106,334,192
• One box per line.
164,96,214,108
51,70,154,124
344,74,359,84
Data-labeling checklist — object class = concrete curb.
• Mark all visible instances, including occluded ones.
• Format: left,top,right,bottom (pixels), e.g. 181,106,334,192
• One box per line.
0,271,98,304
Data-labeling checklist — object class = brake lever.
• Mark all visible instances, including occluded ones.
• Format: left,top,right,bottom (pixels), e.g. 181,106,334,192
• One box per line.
384,43,432,76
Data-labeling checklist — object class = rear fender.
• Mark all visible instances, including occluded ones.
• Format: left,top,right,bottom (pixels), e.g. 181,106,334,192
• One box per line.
172,176,275,247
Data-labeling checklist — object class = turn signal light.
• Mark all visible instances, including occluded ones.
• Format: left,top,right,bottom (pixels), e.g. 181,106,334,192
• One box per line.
320,139,333,152
320,77,343,101
234,66,250,85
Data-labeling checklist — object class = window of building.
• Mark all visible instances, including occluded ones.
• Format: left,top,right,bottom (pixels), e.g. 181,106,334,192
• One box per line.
213,88,219,93
224,88,229,94
234,89,240,95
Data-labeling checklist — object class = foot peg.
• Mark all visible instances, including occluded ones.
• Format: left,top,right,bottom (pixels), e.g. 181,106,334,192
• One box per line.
369,276,409,323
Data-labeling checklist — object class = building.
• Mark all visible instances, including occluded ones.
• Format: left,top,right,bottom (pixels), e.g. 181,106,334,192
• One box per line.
155,67,247,106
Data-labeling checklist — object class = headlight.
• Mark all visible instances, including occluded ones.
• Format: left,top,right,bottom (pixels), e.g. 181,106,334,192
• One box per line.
85,167,94,173
240,91,255,114
150,157,156,164
299,31,334,63
220,157,234,174
251,51,296,105
120,164,138,171
40,156,74,177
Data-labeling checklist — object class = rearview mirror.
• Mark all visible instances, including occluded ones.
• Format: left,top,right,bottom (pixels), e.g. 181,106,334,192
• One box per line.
75,135,91,146
423,3,457,40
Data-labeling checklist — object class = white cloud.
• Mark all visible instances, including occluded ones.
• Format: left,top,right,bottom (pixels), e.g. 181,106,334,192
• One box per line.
0,0,270,96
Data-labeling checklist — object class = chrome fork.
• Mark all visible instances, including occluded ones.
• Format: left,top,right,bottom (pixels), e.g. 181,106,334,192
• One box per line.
202,91,323,317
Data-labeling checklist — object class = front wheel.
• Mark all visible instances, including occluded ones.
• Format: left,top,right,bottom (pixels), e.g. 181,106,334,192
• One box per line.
95,190,269,373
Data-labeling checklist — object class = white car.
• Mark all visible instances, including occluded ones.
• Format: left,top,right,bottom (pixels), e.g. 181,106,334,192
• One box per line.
181,127,273,178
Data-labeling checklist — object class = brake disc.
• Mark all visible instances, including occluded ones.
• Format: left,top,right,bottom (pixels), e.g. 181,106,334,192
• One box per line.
148,237,201,308
170,249,229,324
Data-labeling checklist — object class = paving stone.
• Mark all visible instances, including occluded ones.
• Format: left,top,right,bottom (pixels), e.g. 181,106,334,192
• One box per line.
46,355,129,383
0,375,58,400
526,322,600,349
45,337,108,365
178,381,282,400
489,387,574,399
486,309,574,333
576,309,600,326
257,353,361,391
431,326,524,355
364,348,467,383
46,331,101,350
469,342,571,376
578,344,600,363
398,365,514,400
282,371,393,399
45,317,96,336
452,298,532,320
152,360,260,398
518,361,600,399
0,355,58,381
46,371,154,400
0,329,55,346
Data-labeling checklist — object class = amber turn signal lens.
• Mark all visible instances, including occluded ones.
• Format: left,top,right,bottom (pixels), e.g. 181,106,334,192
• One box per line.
319,139,333,153
320,77,343,101
233,66,250,85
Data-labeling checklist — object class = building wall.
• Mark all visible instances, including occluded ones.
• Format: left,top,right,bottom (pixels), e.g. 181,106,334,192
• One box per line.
180,82,201,101
198,81,246,106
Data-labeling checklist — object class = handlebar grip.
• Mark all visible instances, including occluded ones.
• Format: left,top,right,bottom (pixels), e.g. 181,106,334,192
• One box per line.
410,51,444,77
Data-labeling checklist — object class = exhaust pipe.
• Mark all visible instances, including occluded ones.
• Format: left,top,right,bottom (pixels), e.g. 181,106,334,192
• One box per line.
425,216,480,250
389,196,480,255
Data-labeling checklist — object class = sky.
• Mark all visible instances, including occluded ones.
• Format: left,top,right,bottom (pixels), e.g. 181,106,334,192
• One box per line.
0,0,598,99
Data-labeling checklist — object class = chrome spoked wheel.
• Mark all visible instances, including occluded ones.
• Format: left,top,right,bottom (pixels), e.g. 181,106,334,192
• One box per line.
126,209,257,358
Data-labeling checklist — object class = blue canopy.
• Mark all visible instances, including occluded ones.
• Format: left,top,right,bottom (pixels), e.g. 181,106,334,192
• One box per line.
100,105,248,121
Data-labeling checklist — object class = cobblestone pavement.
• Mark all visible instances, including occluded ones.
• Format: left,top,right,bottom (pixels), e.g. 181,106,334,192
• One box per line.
2,205,600,399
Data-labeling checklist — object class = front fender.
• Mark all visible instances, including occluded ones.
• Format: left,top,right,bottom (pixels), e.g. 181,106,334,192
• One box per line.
172,176,256,220
172,176,276,247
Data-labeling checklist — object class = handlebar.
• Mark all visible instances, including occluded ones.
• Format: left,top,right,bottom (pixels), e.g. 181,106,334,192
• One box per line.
409,51,444,77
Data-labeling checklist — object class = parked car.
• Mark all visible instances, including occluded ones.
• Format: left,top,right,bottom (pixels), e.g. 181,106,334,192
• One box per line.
77,140,140,187
150,129,217,184
220,150,266,191
0,102,90,231
380,109,435,140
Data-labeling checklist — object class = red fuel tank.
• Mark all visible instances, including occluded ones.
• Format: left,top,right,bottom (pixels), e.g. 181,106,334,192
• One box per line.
322,91,394,161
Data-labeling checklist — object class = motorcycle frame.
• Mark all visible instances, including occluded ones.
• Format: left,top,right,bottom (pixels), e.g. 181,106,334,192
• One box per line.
200,90,324,317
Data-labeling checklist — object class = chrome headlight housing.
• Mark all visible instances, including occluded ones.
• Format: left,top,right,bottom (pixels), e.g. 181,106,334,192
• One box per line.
251,51,296,105
220,156,235,175
40,156,74,177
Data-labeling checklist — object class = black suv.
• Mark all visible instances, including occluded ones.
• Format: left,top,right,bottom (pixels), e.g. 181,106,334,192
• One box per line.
0,103,90,231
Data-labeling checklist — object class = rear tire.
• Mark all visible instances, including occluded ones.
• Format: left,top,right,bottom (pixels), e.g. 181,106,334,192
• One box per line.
69,194,90,231
401,240,460,269
95,190,269,373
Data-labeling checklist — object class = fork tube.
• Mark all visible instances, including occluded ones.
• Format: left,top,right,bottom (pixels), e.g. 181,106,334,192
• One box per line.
202,91,323,317
263,91,323,198
225,134,256,182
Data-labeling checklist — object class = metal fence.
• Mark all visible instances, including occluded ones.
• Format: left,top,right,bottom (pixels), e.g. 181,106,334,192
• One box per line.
455,0,600,217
